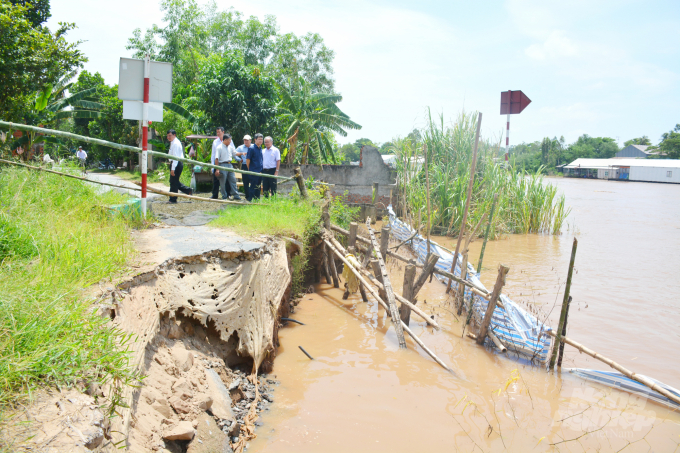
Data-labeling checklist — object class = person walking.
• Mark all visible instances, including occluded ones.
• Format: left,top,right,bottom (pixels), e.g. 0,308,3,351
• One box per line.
76,146,87,172
245,133,264,201
167,130,193,203
214,134,242,201
235,135,251,200
262,136,281,198
210,127,225,199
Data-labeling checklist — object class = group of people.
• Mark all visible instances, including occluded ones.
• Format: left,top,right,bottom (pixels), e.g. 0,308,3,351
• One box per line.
165,127,281,204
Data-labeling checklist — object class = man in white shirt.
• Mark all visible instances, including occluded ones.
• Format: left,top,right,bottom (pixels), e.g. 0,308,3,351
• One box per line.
210,127,225,199
235,134,251,200
166,129,193,203
76,146,87,171
214,134,241,201
261,136,281,198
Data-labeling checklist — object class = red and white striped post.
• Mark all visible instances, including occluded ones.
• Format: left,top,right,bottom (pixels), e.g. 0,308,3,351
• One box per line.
141,54,150,217
505,111,510,162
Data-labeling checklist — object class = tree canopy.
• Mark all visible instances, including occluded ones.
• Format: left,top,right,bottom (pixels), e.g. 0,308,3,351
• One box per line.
0,0,85,121
624,136,652,147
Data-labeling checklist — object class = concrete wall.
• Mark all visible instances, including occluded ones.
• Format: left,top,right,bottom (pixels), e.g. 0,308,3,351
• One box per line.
278,146,397,206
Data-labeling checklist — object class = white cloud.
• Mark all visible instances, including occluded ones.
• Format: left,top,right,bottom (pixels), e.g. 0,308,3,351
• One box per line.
525,31,578,60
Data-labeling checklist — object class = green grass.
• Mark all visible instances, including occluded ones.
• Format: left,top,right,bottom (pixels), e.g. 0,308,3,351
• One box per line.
0,166,141,413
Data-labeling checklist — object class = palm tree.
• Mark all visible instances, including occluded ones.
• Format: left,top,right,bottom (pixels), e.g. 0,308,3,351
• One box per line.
277,77,361,164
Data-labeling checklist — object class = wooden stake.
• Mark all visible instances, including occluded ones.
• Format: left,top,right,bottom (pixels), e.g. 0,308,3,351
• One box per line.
557,296,571,367
294,167,308,199
400,263,417,325
372,182,379,205
477,193,498,274
456,252,469,316
476,264,509,345
330,224,492,298
547,330,680,406
413,253,440,298
348,222,358,248
365,220,407,349
550,237,578,369
324,238,450,370
447,113,483,293
321,243,331,284
380,226,390,261
348,245,368,302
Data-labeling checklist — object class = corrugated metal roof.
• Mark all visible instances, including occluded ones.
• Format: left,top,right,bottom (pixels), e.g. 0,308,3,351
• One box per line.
632,145,650,151
565,158,680,169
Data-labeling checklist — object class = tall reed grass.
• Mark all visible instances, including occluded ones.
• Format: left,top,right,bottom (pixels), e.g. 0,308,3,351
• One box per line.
0,167,140,412
393,111,570,238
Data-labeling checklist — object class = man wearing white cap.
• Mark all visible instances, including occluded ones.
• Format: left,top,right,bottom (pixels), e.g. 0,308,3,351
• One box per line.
235,135,251,200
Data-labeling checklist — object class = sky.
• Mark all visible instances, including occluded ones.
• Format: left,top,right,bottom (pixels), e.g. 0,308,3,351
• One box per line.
46,0,680,147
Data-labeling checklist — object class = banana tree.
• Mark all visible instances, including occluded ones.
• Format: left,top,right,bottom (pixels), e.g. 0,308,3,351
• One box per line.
277,77,361,164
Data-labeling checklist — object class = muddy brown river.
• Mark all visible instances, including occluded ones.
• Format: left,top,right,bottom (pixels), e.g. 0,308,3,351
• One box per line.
251,178,680,452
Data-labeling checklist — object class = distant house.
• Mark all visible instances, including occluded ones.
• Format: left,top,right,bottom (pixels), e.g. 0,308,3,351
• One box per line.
563,158,680,184
615,144,651,158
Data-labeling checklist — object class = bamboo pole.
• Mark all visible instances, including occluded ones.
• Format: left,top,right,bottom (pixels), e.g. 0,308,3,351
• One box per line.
476,264,509,345
347,245,369,302
330,224,493,298
371,260,387,301
477,193,498,274
400,263,417,325
365,219,407,349
324,238,451,371
446,112,482,293
547,330,680,406
423,144,432,259
326,235,440,329
456,252,469,316
550,238,578,369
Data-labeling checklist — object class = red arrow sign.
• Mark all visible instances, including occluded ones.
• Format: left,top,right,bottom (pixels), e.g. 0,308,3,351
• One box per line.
500,90,531,115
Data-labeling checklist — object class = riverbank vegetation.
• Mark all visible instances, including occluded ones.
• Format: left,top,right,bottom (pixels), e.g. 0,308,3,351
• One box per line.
0,167,140,412
392,111,570,238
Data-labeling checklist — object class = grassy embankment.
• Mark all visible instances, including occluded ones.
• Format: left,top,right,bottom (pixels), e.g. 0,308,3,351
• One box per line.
0,167,141,415
393,111,571,239
210,190,357,296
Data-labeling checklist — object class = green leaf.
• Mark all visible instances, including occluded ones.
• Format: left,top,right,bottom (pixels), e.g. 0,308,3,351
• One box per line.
35,84,53,111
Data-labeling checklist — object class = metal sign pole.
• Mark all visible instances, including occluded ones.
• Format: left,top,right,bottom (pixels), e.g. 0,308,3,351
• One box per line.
141,54,150,217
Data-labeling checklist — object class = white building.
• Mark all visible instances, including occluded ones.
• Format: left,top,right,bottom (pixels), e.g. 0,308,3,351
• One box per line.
564,158,680,184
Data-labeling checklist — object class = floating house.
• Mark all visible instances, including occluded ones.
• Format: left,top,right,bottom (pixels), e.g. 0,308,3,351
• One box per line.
564,158,680,184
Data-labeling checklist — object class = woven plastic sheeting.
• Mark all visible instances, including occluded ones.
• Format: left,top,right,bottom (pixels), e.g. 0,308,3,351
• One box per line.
387,206,552,363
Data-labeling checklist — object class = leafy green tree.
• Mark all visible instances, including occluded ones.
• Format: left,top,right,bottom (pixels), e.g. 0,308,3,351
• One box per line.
9,0,49,26
354,138,375,149
0,1,85,121
277,77,361,164
126,0,335,93
650,124,680,159
191,53,278,145
564,135,619,162
338,143,360,163
623,136,652,147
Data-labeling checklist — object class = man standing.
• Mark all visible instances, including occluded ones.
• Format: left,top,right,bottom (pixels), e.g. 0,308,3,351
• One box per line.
167,130,193,203
210,127,225,199
262,136,281,198
76,146,87,172
214,134,242,201
245,133,264,201
235,135,251,199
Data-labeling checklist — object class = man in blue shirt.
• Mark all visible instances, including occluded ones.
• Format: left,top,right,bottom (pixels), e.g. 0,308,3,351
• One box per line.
245,133,264,201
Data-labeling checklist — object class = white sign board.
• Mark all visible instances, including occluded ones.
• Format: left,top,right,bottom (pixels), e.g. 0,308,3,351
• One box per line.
122,101,164,122
118,58,173,103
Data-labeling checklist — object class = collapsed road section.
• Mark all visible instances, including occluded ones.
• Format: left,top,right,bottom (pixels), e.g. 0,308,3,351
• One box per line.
102,225,291,452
